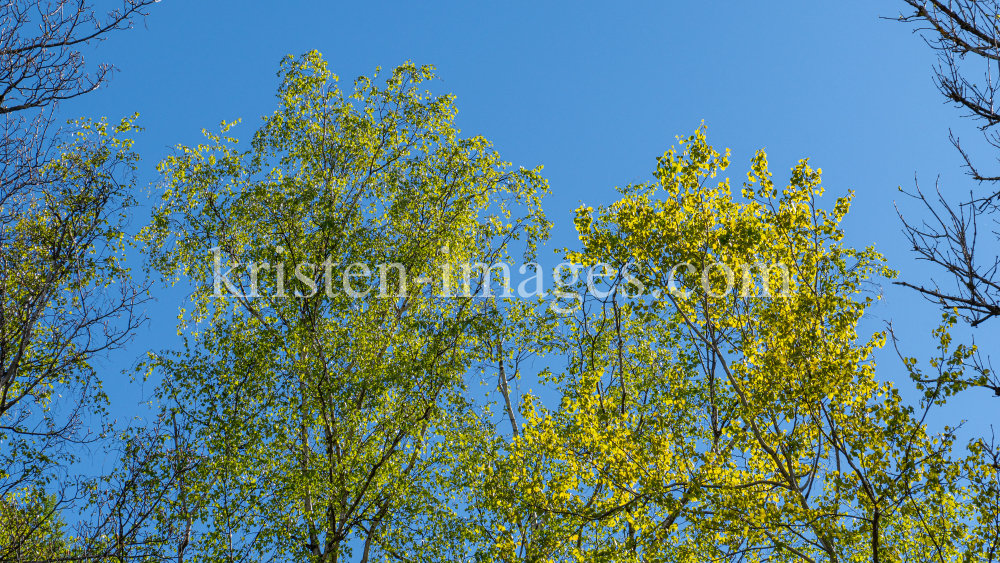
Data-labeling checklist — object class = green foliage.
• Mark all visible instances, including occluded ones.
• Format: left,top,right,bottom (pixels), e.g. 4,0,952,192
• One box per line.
134,53,999,563
0,490,73,561
461,127,988,562
1,114,140,436
140,51,549,563
0,114,148,562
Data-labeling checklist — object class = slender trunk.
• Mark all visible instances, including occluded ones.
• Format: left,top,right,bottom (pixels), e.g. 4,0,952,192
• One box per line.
172,414,192,563
872,508,880,563
360,522,378,563
497,343,518,438
300,377,320,560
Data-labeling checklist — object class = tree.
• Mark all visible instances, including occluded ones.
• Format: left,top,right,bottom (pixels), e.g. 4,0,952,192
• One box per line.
893,0,1000,396
0,490,73,561
139,51,550,563
134,57,1000,557
889,7,1000,560
0,1,162,560
461,129,988,562
1,0,158,115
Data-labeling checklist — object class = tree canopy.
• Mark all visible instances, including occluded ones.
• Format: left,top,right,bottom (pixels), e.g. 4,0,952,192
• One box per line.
2,9,999,560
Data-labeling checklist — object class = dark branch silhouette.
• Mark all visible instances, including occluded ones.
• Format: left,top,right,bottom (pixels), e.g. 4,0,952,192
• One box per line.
894,0,1000,395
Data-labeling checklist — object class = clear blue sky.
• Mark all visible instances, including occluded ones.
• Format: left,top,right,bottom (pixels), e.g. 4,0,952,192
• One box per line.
68,1,998,438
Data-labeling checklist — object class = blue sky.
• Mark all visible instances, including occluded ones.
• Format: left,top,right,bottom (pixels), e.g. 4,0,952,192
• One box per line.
67,0,998,437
